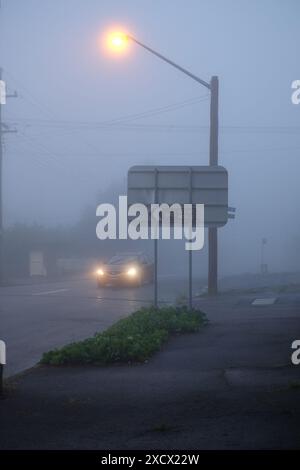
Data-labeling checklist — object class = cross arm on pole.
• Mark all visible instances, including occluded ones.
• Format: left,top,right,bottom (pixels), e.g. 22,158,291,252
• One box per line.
1,128,17,134
6,92,18,98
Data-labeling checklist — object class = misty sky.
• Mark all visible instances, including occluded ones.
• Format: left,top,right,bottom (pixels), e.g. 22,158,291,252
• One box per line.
0,0,299,275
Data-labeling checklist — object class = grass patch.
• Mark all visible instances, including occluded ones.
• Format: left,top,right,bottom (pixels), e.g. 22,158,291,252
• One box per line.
152,423,175,433
41,305,207,366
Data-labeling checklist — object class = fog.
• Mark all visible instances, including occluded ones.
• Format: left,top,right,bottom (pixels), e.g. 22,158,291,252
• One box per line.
0,0,299,279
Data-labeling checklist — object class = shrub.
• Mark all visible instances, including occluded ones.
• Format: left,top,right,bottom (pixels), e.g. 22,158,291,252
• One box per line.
41,305,207,366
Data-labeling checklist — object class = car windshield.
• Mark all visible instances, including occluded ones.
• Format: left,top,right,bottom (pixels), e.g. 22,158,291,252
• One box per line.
108,256,138,265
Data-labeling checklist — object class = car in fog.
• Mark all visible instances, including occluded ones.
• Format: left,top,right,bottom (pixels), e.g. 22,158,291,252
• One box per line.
96,252,154,287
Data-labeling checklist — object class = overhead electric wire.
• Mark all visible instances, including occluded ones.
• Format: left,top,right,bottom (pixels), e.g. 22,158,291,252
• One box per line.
7,119,300,135
4,68,300,168
6,95,210,129
15,131,93,184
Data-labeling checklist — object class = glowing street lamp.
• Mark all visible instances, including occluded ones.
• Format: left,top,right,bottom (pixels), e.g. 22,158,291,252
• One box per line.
106,31,129,53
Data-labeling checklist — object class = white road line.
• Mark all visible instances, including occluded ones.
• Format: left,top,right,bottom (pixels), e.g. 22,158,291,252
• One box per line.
32,289,69,296
252,298,277,306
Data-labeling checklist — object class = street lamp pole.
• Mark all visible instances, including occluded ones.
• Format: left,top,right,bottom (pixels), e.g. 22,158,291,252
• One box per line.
127,35,219,295
208,76,219,295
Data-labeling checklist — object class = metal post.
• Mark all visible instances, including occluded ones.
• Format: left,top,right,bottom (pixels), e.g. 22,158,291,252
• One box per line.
0,364,3,396
188,251,192,309
188,168,193,310
0,340,6,397
208,76,219,296
0,68,3,286
154,168,158,308
154,239,158,308
260,238,267,274
260,239,264,274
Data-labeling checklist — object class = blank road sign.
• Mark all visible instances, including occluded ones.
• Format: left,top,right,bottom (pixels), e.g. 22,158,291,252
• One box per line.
128,165,228,227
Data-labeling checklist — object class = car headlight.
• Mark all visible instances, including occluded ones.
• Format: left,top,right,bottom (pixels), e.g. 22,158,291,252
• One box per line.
96,268,105,276
127,266,137,277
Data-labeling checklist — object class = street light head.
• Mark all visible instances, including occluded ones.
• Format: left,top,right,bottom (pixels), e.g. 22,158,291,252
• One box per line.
111,34,125,48
107,31,129,53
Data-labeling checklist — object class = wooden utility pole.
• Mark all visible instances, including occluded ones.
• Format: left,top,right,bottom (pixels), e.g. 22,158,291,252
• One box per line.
208,76,219,295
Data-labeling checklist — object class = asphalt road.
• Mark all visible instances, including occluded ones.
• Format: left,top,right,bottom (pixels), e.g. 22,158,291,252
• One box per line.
0,276,203,377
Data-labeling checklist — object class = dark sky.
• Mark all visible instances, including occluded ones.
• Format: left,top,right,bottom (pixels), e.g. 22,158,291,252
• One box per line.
0,0,299,275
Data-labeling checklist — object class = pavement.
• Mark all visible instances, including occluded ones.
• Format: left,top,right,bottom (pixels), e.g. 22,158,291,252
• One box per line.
0,288,300,450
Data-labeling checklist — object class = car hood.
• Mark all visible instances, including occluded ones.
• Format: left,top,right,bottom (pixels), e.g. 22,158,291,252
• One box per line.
104,264,129,274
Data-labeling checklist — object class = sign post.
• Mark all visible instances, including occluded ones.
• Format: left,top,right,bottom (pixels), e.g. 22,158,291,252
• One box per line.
188,168,193,309
154,168,158,308
0,340,6,396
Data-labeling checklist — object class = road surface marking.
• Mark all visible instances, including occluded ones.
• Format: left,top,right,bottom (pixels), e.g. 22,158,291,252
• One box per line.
33,289,69,296
252,298,277,306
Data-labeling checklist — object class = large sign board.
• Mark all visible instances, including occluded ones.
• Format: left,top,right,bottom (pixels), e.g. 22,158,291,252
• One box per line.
128,165,228,227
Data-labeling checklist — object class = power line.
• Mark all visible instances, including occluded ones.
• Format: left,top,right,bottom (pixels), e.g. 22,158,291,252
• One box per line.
8,139,300,160
15,130,94,184
6,118,300,134
3,72,298,134
5,96,210,128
